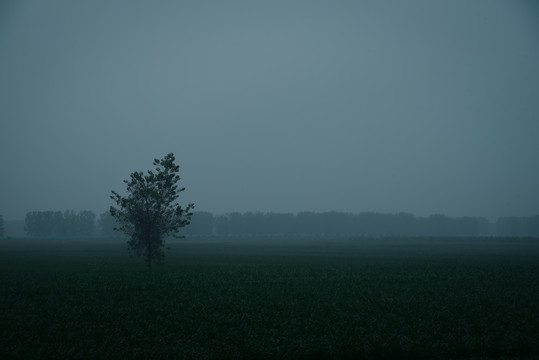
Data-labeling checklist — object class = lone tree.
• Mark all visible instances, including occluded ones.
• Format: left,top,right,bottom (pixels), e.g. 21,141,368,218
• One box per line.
110,153,194,268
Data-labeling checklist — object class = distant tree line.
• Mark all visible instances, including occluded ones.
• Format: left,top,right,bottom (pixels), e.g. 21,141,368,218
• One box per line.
9,210,539,238
181,211,539,237
22,210,124,238
24,210,96,237
495,215,539,237
97,211,120,237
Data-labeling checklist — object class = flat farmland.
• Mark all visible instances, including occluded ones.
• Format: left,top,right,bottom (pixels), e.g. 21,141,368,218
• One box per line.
1,236,538,359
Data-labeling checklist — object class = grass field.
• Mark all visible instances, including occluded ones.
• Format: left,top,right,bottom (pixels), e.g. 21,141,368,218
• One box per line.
1,236,538,359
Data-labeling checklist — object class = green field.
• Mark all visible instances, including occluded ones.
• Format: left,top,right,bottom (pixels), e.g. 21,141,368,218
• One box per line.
1,237,538,359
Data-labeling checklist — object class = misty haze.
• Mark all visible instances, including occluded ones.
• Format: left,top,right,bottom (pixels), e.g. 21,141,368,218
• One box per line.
1,1,538,359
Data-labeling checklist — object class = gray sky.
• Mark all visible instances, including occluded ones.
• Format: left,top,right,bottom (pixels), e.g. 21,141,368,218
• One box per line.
1,0,538,220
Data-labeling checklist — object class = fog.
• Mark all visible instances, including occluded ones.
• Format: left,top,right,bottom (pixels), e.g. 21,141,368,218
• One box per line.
1,0,538,221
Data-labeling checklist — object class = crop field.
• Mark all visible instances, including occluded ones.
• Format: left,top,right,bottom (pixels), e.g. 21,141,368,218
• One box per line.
1,236,538,359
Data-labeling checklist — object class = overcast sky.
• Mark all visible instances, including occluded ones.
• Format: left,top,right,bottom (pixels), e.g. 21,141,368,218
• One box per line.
1,0,538,220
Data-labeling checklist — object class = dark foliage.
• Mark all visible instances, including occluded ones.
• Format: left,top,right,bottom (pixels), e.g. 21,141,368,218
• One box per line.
177,211,539,237
194,211,494,237
24,210,95,237
110,153,194,268
496,216,539,237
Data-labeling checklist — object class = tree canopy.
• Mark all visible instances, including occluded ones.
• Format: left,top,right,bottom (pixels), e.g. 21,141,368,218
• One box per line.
110,153,194,268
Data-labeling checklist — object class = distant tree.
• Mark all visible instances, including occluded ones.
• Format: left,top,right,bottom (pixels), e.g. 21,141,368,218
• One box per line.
77,210,96,236
453,216,489,236
0,214,4,238
496,217,526,236
184,212,214,236
296,211,316,235
424,214,453,236
214,214,229,235
63,210,82,236
110,153,194,268
24,210,96,237
528,215,539,237
52,211,66,237
227,212,243,235
266,212,294,235
24,211,55,237
98,211,119,237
